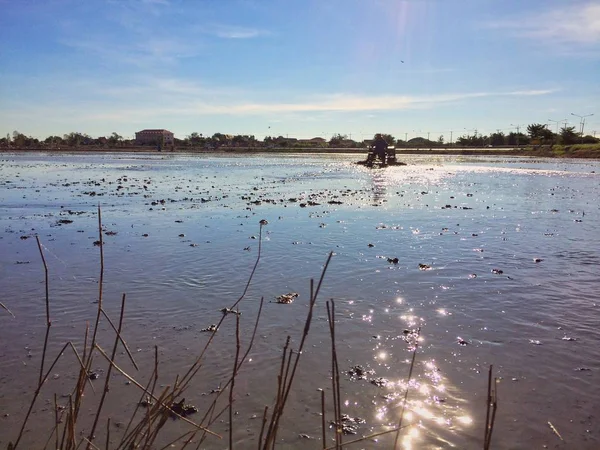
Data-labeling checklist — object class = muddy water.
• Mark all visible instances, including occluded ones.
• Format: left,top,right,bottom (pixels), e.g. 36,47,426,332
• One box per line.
0,152,599,449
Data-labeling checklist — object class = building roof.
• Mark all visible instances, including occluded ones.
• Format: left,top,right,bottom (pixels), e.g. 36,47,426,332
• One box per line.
136,129,174,134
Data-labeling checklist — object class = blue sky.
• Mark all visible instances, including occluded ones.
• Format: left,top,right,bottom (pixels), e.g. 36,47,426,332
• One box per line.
1,0,599,141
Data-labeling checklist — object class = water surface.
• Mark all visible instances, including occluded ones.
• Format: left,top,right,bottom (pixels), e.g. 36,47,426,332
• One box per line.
1,152,599,449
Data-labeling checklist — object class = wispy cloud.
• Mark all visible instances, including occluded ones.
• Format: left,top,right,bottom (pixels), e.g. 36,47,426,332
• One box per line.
485,2,600,47
203,24,269,39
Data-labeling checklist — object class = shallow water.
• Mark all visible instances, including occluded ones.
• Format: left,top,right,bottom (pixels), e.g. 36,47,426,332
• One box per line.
1,152,599,449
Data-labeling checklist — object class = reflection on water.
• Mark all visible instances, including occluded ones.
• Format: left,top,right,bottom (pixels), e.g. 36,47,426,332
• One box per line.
1,152,599,449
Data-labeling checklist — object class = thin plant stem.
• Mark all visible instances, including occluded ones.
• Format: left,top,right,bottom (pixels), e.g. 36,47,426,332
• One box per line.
324,424,414,450
100,307,139,370
321,389,326,449
86,294,127,448
393,327,421,448
94,344,220,437
0,301,15,317
105,418,110,450
229,312,241,449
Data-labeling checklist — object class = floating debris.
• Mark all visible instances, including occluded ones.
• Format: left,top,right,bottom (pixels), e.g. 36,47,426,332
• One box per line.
276,292,298,304
370,377,389,388
491,268,504,274
88,371,100,380
348,365,374,380
259,219,269,225
104,231,117,236
139,396,154,408
220,307,241,316
170,398,198,418
419,263,432,271
330,414,366,435
298,433,311,439
575,367,591,371
368,243,375,247
529,339,542,345
561,336,577,341
387,257,399,264
200,324,218,332
547,421,563,441
533,258,543,263
468,273,477,279
57,219,73,224
457,337,469,346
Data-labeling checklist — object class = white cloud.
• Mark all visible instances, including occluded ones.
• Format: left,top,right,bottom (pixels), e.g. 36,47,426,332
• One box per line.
486,2,600,47
203,24,269,39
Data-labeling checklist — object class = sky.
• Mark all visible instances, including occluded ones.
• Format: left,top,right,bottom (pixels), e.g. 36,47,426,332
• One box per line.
1,0,599,141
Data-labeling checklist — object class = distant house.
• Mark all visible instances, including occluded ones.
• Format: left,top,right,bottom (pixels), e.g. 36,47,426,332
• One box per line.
135,129,175,146
310,137,326,144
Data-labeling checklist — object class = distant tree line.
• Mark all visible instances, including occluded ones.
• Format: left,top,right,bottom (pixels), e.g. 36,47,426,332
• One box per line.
1,125,598,150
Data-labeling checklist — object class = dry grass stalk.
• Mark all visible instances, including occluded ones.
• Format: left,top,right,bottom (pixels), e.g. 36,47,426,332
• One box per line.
326,300,342,449
483,365,498,450
0,301,15,317
260,252,334,449
393,326,421,448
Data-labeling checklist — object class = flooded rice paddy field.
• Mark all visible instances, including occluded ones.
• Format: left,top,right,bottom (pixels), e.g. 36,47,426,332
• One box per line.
0,152,599,449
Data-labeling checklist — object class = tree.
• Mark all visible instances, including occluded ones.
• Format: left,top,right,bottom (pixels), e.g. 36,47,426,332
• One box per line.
328,133,348,147
437,135,444,145
490,132,505,147
560,126,579,145
107,132,123,147
527,123,548,142
380,134,396,146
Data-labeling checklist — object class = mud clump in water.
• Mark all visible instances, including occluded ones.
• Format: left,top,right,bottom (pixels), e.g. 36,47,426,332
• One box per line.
370,377,389,388
169,398,198,418
276,292,298,304
330,414,366,435
347,365,374,380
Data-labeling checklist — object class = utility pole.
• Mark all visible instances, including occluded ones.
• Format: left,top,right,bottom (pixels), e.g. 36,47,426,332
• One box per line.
427,131,430,142
571,112,594,142
510,124,525,148
449,130,453,146
548,118,568,134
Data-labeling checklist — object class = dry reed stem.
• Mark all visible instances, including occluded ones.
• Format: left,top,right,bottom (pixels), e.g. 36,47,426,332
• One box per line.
11,337,71,449
483,366,498,449
86,205,104,367
393,326,421,448
229,312,242,449
35,235,51,386
93,344,220,438
547,421,563,441
177,221,265,392
118,347,159,448
87,294,127,447
0,301,15,317
326,300,342,449
100,308,139,370
175,296,265,449
320,389,326,449
105,418,110,450
261,251,334,449
323,424,414,450
258,406,269,449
